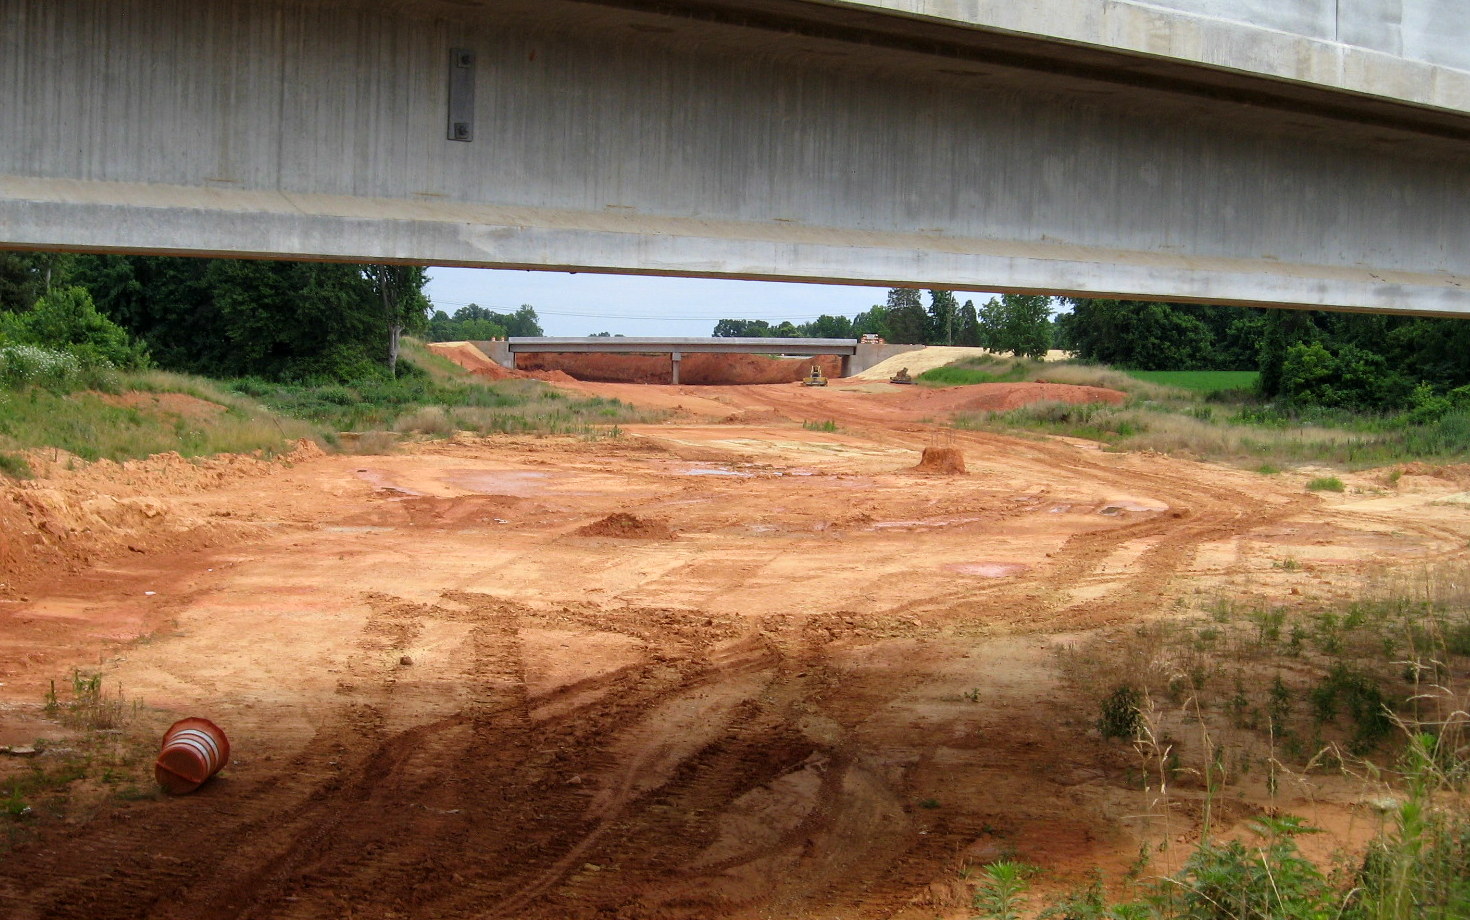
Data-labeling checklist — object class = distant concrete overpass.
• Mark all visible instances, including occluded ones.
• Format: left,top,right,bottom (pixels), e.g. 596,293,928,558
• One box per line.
3,1,1470,316
481,337,918,383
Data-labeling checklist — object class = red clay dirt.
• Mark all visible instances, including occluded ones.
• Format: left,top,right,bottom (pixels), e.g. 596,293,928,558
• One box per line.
1,382,1466,919
912,446,968,474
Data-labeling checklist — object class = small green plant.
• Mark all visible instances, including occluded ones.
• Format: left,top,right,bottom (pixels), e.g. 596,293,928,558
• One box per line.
1307,476,1345,492
802,419,839,432
972,861,1036,920
919,797,941,809
1097,685,1144,740
44,670,132,732
1256,463,1281,475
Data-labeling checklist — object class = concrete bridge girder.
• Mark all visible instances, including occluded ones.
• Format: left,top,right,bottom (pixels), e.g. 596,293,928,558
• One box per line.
2,0,1470,315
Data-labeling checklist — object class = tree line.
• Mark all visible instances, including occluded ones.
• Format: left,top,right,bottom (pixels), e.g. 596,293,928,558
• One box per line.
716,289,1470,412
5,251,1466,411
1059,299,1470,412
0,252,544,383
713,289,1055,358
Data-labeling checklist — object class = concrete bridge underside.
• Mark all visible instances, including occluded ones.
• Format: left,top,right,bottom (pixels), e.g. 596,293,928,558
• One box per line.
3,1,1470,316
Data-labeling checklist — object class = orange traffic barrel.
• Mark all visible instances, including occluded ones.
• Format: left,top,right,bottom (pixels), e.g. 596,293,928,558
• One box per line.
154,717,230,794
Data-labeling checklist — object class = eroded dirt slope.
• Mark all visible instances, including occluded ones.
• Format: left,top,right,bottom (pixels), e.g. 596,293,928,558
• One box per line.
1,383,1467,919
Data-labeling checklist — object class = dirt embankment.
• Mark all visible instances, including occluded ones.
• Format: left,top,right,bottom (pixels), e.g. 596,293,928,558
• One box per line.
516,351,844,385
0,440,322,597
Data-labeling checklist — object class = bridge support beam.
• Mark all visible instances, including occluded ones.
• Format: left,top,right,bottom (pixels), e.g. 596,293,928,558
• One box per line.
671,351,682,386
3,0,1470,315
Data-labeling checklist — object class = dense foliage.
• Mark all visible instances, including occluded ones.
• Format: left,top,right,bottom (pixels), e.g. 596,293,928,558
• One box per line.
713,289,1048,355
1056,299,1262,371
427,303,544,341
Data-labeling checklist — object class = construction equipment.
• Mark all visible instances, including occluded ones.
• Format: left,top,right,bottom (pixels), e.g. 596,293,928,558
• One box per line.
889,367,913,385
802,364,828,387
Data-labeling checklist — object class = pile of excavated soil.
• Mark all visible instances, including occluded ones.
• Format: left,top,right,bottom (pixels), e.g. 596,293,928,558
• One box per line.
957,382,1125,412
426,342,523,380
518,352,843,385
0,439,324,593
912,447,967,474
575,512,676,539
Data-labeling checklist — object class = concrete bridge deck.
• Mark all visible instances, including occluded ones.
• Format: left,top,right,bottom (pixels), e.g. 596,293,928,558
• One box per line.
3,1,1469,315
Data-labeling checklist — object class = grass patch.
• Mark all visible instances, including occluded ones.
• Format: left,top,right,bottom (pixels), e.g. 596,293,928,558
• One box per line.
1124,369,1260,395
1307,476,1346,492
802,419,839,432
0,375,322,464
0,451,31,479
233,339,662,439
917,356,1029,386
0,337,661,466
942,356,1470,469
1042,565,1470,920
4,672,156,850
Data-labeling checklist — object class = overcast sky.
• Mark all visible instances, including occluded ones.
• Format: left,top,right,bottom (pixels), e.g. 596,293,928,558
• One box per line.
424,267,1001,337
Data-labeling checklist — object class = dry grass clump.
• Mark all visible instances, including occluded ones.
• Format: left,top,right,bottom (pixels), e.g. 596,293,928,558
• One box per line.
44,670,135,733
393,405,456,436
1032,362,1173,399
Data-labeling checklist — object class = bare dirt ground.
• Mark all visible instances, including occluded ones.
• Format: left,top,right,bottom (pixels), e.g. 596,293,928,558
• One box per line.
2,380,1468,919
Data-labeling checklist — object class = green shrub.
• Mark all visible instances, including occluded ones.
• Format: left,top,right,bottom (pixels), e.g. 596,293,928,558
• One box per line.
1097,685,1144,740
1307,476,1345,492
5,287,148,369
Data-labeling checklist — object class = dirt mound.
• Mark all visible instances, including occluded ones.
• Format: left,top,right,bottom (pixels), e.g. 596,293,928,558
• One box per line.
427,342,522,380
720,409,789,425
912,447,967,474
526,369,578,383
575,512,675,539
518,352,843,385
95,391,228,421
958,382,1125,412
0,439,323,593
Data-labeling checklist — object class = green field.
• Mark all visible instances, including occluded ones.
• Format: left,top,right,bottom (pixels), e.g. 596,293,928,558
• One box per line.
1124,369,1259,394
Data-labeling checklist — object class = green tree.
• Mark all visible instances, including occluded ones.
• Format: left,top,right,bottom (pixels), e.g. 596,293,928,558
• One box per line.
1063,299,1214,370
927,290,959,345
956,300,981,347
205,260,384,380
851,305,890,341
713,318,774,337
364,264,430,376
979,295,1053,358
0,252,45,313
884,289,928,344
806,314,854,338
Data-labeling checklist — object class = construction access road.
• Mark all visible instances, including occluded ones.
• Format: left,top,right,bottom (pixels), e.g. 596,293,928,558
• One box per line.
1,379,1466,919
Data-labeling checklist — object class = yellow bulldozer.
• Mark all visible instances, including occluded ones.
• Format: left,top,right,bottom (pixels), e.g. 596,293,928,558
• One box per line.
802,364,828,387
